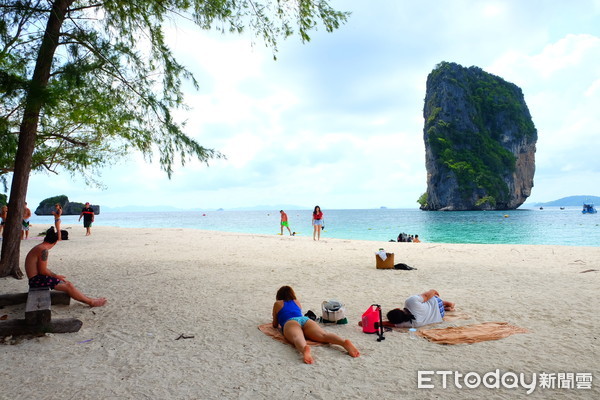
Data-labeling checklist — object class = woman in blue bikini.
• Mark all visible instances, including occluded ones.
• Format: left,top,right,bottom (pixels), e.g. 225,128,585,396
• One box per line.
272,285,360,364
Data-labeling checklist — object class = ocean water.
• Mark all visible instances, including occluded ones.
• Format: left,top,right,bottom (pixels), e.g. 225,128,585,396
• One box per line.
29,207,600,247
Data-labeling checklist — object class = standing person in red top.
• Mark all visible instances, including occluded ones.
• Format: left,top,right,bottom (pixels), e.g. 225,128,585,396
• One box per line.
312,205,323,241
79,202,95,236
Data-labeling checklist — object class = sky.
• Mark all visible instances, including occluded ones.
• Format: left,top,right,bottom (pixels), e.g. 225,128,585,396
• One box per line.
21,0,600,210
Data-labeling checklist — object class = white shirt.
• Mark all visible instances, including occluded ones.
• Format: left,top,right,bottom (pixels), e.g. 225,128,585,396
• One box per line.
398,294,443,328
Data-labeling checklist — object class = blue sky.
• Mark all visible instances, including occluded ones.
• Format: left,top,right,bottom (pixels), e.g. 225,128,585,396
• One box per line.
24,0,600,210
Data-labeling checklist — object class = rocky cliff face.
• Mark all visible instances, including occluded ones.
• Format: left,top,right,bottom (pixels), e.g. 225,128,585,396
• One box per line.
421,62,537,211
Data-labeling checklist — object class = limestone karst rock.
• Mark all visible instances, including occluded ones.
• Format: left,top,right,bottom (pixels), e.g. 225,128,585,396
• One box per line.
421,62,537,211
34,195,100,215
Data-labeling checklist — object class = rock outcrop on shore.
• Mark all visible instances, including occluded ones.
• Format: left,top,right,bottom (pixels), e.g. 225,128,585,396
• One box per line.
34,195,100,215
421,62,537,211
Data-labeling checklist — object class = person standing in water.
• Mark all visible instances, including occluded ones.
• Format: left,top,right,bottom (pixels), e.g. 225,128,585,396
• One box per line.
280,210,292,236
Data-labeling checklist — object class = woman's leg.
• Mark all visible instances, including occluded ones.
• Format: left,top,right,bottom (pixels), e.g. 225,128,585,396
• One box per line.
56,221,61,241
302,320,359,357
313,224,317,240
283,321,313,364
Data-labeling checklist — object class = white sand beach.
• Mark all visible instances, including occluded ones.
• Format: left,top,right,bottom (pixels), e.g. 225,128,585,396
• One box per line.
1,224,599,399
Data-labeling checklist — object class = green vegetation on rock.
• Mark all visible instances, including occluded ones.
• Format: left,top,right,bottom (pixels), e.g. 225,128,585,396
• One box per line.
38,195,68,208
417,192,428,208
423,61,537,209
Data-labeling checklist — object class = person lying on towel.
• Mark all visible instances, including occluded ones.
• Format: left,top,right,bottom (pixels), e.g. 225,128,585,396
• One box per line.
272,285,360,364
386,289,455,328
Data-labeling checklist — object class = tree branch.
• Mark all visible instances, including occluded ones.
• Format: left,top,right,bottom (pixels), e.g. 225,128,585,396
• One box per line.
38,130,88,147
0,1,49,13
67,2,103,13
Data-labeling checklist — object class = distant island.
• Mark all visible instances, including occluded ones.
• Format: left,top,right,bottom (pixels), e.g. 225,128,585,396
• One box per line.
34,195,100,215
532,195,600,207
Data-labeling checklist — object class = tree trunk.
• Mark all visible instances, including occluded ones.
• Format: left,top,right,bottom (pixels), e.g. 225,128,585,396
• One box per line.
0,0,73,278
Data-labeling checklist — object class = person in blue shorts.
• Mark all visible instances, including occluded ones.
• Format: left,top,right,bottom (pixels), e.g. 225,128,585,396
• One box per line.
272,285,359,364
386,289,455,328
311,206,323,241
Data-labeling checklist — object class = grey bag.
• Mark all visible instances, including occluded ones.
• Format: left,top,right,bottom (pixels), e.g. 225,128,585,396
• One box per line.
321,300,346,322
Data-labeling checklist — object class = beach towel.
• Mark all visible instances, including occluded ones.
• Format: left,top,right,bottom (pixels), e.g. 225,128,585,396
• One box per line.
258,324,324,346
415,322,529,345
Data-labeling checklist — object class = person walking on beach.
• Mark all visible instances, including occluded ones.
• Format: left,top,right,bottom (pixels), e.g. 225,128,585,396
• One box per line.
0,205,7,235
52,203,63,241
280,210,292,236
272,285,359,364
312,205,323,241
385,289,455,328
22,202,31,239
25,227,107,307
79,202,95,236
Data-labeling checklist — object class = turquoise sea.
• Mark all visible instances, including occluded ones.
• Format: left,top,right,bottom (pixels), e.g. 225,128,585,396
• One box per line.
29,207,600,247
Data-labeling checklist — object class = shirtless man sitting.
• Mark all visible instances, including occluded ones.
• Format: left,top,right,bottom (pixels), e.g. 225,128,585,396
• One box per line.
25,227,107,307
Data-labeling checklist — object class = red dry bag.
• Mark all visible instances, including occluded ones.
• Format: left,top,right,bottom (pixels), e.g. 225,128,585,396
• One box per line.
362,304,385,341
362,305,380,334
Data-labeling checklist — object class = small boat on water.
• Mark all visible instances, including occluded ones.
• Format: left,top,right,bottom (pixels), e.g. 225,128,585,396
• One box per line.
582,203,597,214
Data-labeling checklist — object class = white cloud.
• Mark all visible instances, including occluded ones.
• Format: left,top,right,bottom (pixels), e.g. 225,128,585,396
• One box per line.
18,1,600,210
486,31,600,202
585,79,600,97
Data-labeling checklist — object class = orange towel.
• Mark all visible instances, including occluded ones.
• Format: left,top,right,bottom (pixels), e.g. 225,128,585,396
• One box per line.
415,322,529,345
258,323,324,346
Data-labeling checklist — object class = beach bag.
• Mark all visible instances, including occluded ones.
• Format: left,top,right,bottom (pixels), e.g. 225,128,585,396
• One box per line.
362,304,385,341
321,300,348,324
394,262,416,270
60,230,69,240
304,310,318,321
